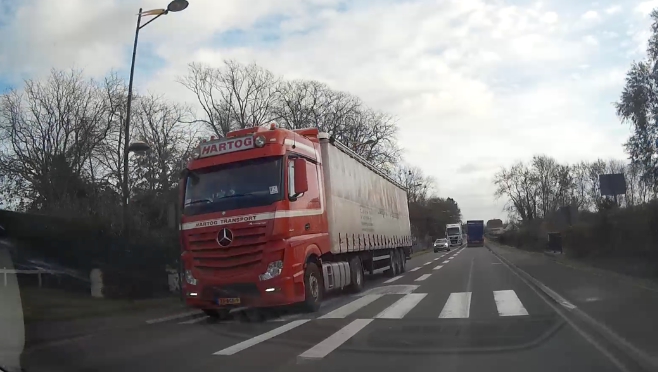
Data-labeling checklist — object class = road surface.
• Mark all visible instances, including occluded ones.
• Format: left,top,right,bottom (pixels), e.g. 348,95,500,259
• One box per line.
22,246,646,372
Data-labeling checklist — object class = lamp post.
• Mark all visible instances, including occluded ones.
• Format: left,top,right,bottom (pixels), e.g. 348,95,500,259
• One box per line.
122,0,189,239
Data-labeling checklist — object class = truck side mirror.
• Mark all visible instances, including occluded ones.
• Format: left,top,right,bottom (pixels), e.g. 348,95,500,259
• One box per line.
293,158,309,195
289,158,308,200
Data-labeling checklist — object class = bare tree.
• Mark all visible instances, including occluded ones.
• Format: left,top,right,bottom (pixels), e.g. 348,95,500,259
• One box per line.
0,69,114,212
132,94,197,194
178,60,280,136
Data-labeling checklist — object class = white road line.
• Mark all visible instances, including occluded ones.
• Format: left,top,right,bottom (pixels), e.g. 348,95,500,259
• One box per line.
442,260,450,264
298,319,373,360
178,316,209,324
433,258,441,261
375,293,427,319
433,265,443,271
319,294,382,319
423,261,432,266
268,313,304,322
384,275,403,284
146,310,201,324
213,319,310,355
493,290,529,316
415,274,431,282
439,292,472,318
410,267,421,272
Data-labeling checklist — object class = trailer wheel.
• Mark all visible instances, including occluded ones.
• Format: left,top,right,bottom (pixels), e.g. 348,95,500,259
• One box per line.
302,263,323,312
399,248,407,272
349,257,364,293
385,250,397,277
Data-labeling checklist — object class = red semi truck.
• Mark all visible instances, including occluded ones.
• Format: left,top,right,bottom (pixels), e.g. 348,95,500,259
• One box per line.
179,124,412,317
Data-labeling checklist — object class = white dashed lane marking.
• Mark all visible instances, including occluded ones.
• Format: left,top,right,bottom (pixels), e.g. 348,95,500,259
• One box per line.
384,276,403,284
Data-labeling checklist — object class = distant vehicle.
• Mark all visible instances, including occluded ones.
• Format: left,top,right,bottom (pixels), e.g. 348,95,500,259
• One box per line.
467,220,485,247
179,125,412,317
445,223,463,247
433,238,449,252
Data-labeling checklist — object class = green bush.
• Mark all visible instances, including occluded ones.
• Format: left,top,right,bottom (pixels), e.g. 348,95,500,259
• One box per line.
503,200,658,259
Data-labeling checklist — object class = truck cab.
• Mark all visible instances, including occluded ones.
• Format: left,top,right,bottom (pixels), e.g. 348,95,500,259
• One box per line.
445,223,463,247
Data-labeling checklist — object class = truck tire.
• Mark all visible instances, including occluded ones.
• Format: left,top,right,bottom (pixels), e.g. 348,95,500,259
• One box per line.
349,257,364,293
385,250,398,277
398,248,407,273
302,263,323,312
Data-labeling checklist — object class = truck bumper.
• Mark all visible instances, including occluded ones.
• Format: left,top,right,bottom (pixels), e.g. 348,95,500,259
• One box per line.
184,274,305,310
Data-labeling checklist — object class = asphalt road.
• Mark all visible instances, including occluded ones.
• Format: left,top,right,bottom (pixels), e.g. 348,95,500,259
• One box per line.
22,247,640,372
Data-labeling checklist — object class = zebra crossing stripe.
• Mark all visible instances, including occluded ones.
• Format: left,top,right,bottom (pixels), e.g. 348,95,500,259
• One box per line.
375,293,427,319
213,319,310,355
319,295,382,319
494,290,529,316
298,319,373,360
415,274,431,282
433,265,443,270
439,292,472,318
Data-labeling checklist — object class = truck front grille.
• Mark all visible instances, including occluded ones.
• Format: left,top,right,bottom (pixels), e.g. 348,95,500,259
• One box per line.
187,225,267,277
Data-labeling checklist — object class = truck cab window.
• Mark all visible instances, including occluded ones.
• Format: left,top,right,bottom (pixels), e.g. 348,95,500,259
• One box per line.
182,156,284,216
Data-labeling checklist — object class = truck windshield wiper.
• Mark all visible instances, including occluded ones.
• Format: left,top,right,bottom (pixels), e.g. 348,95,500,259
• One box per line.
218,193,256,200
185,198,213,206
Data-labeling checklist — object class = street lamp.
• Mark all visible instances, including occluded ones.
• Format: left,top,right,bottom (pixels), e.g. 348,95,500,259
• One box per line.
122,0,189,238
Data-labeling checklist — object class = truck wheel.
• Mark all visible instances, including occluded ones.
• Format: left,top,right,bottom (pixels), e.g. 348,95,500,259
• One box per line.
385,250,397,277
302,263,323,312
398,248,407,273
349,257,364,293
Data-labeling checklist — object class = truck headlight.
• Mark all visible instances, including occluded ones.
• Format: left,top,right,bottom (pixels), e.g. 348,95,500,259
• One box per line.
185,270,197,286
259,260,283,281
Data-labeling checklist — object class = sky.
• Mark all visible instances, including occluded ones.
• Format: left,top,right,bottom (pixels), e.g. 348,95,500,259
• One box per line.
0,0,655,221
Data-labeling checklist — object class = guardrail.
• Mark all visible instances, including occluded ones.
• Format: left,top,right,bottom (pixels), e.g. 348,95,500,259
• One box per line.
0,268,59,287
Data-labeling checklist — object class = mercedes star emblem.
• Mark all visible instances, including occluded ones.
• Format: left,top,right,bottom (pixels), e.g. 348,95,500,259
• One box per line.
217,228,234,247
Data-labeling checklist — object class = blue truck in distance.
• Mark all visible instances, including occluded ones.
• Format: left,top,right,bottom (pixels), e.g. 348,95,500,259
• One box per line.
466,220,485,247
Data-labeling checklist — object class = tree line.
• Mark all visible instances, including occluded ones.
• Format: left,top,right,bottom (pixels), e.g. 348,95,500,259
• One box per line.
493,155,654,222
0,61,455,263
491,11,658,262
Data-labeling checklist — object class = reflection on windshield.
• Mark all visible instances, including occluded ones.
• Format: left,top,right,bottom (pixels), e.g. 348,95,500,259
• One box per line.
446,228,460,235
183,156,283,216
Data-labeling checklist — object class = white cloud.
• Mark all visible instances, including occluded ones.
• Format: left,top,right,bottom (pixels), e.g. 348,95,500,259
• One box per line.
636,0,658,15
0,0,649,220
605,5,623,14
581,10,601,21
541,11,559,24
583,35,599,46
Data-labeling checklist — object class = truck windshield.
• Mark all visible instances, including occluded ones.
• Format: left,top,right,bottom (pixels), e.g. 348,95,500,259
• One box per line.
446,227,460,235
183,156,283,216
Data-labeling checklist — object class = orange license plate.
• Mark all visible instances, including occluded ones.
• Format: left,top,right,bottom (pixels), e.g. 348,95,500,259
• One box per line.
217,298,241,305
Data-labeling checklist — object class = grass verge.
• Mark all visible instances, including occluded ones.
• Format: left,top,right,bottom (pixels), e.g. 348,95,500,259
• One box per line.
21,287,182,323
